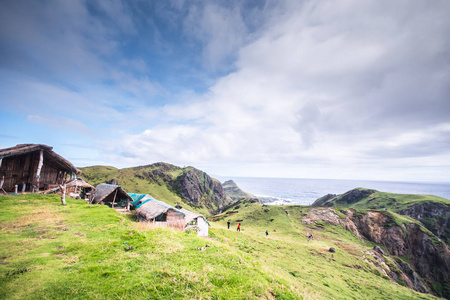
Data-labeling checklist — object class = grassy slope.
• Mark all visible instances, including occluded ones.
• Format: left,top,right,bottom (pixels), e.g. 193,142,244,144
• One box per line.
315,188,449,210
0,195,436,300
315,188,450,245
79,165,210,216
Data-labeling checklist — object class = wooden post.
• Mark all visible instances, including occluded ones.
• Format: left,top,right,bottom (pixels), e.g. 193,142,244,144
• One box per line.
15,185,18,194
21,182,26,193
111,189,118,208
59,184,66,205
34,150,44,193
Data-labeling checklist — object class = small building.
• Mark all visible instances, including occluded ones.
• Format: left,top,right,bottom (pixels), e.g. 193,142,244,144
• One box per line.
128,193,209,236
179,207,209,237
66,178,95,199
44,177,95,199
0,144,80,193
129,193,185,227
90,183,132,210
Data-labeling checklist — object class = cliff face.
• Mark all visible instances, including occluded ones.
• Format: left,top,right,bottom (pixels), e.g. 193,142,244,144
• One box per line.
311,188,450,247
222,180,256,201
175,168,233,214
303,208,450,298
399,202,450,244
81,162,235,215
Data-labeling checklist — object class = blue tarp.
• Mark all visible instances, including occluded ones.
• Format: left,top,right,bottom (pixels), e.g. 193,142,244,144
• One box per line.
127,193,154,208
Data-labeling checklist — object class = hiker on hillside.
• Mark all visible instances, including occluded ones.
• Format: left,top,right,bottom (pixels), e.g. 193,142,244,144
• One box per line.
227,220,231,229
237,222,241,232
265,230,269,237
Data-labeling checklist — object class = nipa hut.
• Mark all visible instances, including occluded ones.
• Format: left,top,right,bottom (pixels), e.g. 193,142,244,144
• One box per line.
178,207,209,237
129,194,209,236
128,193,185,227
45,178,95,199
0,144,80,193
90,183,132,210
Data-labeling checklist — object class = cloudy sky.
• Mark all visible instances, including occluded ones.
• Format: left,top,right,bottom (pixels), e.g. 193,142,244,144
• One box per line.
1,0,450,182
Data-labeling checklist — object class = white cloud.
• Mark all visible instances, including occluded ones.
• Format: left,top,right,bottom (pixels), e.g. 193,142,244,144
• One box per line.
115,0,450,181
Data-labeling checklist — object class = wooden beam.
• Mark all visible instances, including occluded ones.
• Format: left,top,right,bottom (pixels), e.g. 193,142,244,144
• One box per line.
111,189,118,208
34,150,44,193
59,184,66,205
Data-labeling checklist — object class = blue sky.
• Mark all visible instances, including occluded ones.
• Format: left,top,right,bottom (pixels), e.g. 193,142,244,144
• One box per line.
1,0,450,182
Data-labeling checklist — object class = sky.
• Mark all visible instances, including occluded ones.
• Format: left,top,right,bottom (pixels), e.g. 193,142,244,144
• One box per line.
1,0,450,182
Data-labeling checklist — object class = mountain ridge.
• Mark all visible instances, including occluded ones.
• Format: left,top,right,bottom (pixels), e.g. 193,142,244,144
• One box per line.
80,162,237,215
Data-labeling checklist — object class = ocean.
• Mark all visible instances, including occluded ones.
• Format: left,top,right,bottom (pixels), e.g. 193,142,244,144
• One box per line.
216,177,450,206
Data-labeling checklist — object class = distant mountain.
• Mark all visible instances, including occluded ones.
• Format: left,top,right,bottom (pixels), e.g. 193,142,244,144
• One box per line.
222,180,257,201
312,188,450,245
80,163,236,215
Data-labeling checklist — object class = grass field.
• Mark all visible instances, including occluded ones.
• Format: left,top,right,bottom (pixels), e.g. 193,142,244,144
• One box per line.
0,194,438,299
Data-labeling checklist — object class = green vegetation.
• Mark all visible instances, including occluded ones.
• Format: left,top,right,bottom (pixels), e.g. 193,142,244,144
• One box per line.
0,194,438,299
312,188,450,245
80,164,210,216
222,180,255,200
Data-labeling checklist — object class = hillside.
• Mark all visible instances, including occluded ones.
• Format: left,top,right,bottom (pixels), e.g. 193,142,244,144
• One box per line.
0,194,443,299
80,163,236,215
213,199,450,298
222,180,256,201
312,188,450,245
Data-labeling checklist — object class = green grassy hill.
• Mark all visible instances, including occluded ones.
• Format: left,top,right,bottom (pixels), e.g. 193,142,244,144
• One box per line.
79,163,235,216
0,194,440,299
312,188,450,245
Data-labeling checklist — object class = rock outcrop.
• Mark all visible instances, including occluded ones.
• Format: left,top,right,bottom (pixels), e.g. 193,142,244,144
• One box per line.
311,188,375,207
222,180,257,202
399,202,450,244
303,207,450,298
175,168,233,214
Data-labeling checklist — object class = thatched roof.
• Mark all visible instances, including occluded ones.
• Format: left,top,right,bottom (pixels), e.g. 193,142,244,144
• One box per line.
179,208,207,224
90,183,132,204
66,178,94,189
0,144,81,175
135,198,184,221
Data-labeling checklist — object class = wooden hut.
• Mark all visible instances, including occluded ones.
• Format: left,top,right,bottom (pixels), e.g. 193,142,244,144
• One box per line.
66,178,94,197
44,178,95,199
0,144,80,193
129,193,185,227
178,207,209,237
90,183,132,210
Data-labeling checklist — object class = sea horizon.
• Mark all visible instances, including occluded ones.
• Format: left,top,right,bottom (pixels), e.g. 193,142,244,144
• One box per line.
216,176,450,206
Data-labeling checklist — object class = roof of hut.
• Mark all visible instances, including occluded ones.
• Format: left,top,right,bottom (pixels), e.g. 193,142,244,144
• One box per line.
66,178,95,189
179,208,207,223
0,144,81,175
91,183,132,204
135,198,184,221
128,193,155,207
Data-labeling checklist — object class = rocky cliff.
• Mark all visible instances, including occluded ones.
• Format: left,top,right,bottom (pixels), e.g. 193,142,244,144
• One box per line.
222,180,257,201
312,188,450,246
175,168,233,214
303,207,450,298
80,162,236,215
398,202,450,244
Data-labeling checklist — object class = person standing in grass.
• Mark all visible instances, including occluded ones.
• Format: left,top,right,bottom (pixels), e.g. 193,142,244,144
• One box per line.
237,222,241,232
227,220,231,229
265,230,269,237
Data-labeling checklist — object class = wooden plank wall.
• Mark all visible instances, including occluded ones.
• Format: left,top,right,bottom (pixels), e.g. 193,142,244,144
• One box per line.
0,152,69,192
